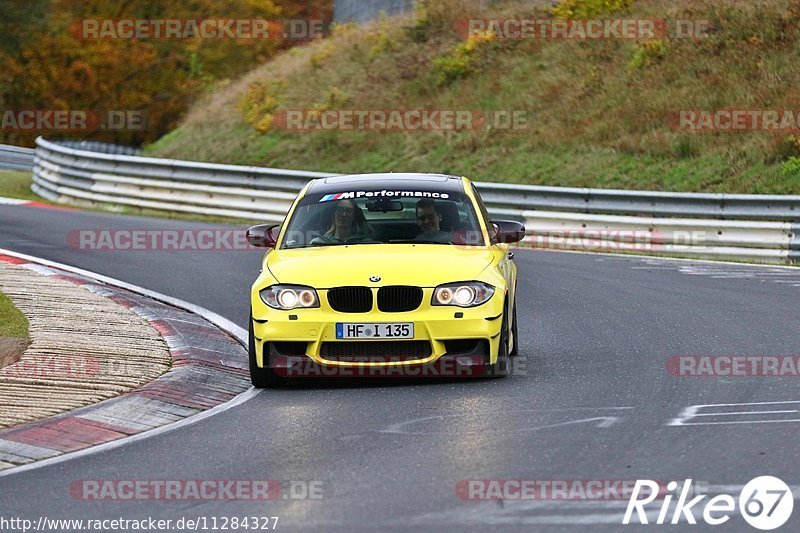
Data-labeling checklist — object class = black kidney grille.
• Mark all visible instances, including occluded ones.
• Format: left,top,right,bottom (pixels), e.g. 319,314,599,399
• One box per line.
320,341,432,362
377,286,423,312
327,286,373,313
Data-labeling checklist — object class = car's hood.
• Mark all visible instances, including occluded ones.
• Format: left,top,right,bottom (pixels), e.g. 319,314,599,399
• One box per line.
265,244,496,287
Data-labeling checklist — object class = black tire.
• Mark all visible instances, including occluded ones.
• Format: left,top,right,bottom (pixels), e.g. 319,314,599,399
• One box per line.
486,304,510,378
509,301,519,357
249,310,285,388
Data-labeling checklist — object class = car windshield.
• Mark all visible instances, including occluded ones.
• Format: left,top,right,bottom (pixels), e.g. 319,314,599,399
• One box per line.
280,190,485,249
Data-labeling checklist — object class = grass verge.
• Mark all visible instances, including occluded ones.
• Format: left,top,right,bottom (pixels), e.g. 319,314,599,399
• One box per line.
145,0,800,194
0,290,29,339
0,170,42,202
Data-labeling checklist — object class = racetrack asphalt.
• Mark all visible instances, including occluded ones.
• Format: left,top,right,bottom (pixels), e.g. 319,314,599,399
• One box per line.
1,203,799,531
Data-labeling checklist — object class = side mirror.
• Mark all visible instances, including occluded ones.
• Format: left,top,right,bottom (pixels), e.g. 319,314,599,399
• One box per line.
246,224,280,248
491,220,526,244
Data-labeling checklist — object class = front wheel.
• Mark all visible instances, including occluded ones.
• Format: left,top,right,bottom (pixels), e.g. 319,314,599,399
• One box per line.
249,310,285,388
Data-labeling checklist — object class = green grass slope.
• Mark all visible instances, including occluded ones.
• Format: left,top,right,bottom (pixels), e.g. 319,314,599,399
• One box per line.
0,290,28,339
146,0,800,193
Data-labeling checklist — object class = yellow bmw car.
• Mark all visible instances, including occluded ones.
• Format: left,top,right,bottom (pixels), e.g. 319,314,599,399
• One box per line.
246,173,525,387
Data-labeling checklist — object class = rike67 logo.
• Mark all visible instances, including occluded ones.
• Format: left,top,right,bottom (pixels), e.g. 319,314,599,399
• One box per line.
623,477,793,530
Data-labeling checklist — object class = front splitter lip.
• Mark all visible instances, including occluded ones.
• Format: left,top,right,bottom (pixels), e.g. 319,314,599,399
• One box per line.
269,354,490,378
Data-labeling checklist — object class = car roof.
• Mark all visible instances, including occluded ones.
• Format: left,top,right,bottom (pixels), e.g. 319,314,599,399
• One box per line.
305,173,465,195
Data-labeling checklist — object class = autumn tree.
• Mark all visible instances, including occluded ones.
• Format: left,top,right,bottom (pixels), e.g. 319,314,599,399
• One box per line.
0,0,332,146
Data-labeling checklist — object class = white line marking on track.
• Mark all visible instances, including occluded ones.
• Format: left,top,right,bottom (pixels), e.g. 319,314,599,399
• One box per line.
668,400,800,426
0,196,28,205
692,410,798,416
381,407,631,435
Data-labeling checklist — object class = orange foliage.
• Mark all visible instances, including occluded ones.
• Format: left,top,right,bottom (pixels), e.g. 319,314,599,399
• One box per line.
0,0,332,146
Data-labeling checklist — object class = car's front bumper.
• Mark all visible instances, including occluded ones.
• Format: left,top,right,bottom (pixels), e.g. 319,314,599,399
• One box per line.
251,289,505,374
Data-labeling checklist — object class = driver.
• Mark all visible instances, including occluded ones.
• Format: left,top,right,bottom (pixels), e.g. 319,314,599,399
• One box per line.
310,199,375,245
414,199,451,243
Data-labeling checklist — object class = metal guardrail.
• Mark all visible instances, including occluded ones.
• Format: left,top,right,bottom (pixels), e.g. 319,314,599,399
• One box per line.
476,183,800,221
30,136,800,264
53,140,141,156
2,141,139,171
0,144,35,171
32,137,333,223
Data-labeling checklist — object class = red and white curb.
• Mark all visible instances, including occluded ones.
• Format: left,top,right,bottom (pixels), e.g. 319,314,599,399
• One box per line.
0,250,256,475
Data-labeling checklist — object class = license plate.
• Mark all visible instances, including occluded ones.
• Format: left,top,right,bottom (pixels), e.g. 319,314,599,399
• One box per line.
336,322,414,339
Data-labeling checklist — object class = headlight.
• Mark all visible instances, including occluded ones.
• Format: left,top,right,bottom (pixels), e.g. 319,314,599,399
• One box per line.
260,285,320,310
432,282,494,307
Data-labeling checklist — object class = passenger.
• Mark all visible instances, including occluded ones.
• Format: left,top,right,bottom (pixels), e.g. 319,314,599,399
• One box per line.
310,199,375,245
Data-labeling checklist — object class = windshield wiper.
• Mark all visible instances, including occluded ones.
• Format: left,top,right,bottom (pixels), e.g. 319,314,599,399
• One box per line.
303,240,382,248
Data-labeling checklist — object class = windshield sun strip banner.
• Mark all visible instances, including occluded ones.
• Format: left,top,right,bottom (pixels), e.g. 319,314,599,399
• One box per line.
318,190,451,202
